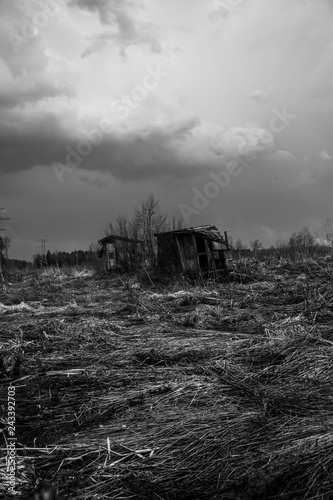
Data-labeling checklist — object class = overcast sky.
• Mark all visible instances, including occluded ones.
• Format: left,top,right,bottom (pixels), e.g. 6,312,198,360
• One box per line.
0,0,332,259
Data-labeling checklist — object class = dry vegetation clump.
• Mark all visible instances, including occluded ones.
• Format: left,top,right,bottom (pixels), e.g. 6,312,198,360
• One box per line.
231,259,277,283
0,259,333,499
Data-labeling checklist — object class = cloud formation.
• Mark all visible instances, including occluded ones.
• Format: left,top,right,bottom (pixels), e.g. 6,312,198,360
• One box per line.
70,0,161,58
319,150,332,161
249,87,277,103
268,150,297,162
0,98,275,183
0,70,75,108
1,0,333,256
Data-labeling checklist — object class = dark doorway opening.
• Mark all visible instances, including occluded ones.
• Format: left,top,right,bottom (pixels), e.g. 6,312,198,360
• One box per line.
195,237,205,253
195,237,208,270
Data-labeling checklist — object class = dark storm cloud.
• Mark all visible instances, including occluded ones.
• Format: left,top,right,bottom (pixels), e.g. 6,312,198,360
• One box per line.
1,95,277,185
69,0,161,57
0,109,199,179
0,111,76,173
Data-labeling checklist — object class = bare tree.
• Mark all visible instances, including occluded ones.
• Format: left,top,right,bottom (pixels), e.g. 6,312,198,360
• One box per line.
235,238,245,251
288,226,314,254
106,215,138,241
0,235,10,259
104,194,184,269
134,194,169,267
169,212,184,231
250,239,262,256
0,236,9,290
324,219,333,247
104,215,140,270
276,238,287,250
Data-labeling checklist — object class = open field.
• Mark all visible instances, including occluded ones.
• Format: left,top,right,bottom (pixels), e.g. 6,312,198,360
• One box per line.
1,258,333,499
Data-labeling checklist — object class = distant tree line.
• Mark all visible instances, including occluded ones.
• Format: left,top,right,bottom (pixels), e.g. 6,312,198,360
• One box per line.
230,225,332,260
33,249,100,268
2,214,332,273
5,259,33,270
29,223,332,271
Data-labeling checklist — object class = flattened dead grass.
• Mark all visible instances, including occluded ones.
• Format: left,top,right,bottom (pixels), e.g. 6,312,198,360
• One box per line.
1,261,333,499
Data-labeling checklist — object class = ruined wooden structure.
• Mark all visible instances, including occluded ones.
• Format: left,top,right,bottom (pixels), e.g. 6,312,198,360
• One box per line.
154,225,233,277
98,235,145,272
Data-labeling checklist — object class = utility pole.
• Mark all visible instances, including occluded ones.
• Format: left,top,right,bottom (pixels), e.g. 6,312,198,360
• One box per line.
0,208,10,231
40,238,47,266
0,208,10,290
4,237,9,260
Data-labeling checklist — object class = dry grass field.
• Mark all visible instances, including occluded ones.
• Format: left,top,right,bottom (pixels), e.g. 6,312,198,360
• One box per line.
1,257,333,499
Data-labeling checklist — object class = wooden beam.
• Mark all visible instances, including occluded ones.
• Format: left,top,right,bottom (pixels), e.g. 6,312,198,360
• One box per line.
224,231,229,250
192,235,201,272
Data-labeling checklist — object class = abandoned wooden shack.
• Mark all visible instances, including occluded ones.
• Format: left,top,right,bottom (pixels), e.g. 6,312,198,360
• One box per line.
154,225,233,277
98,235,145,272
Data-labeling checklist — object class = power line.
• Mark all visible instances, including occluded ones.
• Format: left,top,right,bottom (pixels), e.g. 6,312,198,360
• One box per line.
4,235,32,258
8,240,32,259
8,222,39,254
0,211,38,261
3,229,36,258
10,222,39,249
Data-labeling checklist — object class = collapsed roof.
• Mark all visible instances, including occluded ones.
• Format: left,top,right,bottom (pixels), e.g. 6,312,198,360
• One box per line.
99,235,143,245
154,225,227,245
